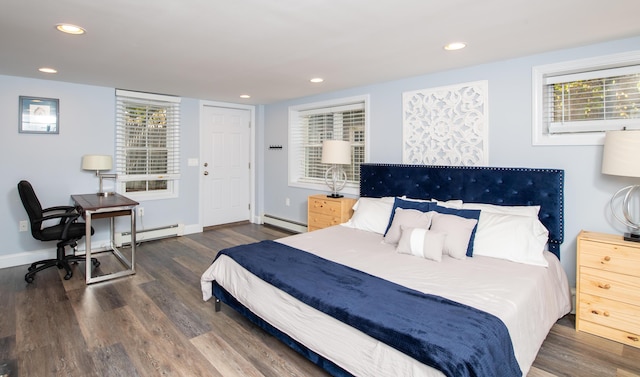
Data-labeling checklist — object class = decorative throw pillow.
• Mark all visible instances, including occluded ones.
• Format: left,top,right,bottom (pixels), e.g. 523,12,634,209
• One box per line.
396,226,446,262
472,212,549,267
432,206,481,257
342,197,395,234
384,197,435,235
384,208,434,244
429,213,478,260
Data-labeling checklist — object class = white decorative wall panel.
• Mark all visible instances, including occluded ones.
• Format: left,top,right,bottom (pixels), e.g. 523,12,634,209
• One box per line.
402,81,488,166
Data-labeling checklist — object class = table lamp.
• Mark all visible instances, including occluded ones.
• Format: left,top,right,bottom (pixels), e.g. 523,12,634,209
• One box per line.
601,129,640,242
82,154,117,196
321,140,351,198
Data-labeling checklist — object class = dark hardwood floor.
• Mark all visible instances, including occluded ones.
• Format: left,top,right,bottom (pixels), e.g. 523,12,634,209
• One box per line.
1,223,639,376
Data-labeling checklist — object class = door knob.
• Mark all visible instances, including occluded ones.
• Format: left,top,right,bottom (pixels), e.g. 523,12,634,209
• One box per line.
204,171,209,175
204,162,208,167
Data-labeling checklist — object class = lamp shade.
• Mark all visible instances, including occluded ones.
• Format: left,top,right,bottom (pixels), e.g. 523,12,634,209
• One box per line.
602,130,640,178
321,140,351,165
82,155,113,171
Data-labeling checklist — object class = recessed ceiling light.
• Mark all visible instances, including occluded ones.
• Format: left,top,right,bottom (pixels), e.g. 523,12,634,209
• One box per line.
240,94,251,99
310,78,324,83
444,42,466,51
38,67,57,74
56,23,86,35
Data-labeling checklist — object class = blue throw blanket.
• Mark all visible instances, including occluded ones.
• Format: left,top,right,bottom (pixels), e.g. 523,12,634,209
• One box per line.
216,240,521,377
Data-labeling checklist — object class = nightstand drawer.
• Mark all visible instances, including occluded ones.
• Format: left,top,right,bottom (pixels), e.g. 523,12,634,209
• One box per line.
309,197,344,215
579,239,640,276
308,212,344,231
578,320,640,348
578,292,640,335
580,267,640,305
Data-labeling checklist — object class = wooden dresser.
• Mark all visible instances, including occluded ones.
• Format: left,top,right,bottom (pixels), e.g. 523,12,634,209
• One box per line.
576,230,640,348
307,194,356,232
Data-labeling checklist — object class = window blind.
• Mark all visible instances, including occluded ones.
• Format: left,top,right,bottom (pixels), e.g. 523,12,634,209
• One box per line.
544,65,640,134
290,102,365,186
115,90,181,186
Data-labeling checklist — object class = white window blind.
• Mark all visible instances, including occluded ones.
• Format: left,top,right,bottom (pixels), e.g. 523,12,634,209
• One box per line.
544,65,640,134
115,89,181,195
289,98,366,190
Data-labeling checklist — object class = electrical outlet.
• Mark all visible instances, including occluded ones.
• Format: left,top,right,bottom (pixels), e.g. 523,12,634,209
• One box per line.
19,220,28,232
137,207,144,217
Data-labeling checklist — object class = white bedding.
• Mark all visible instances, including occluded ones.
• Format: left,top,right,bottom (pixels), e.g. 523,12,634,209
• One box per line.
201,225,571,377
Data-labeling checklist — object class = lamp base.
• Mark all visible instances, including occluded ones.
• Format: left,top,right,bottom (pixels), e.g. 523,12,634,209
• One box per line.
327,193,344,198
623,232,640,243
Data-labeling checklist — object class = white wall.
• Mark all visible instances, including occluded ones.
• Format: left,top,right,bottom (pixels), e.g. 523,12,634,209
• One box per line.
1,75,202,268
260,35,640,286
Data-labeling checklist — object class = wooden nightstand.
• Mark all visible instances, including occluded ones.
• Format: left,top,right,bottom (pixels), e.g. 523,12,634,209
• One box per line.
576,230,640,348
307,194,357,232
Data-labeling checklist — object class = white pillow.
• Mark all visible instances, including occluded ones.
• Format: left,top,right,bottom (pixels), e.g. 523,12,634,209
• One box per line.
342,197,394,234
429,212,478,260
400,196,463,209
384,208,434,244
461,202,540,217
472,212,549,267
431,199,464,209
396,226,446,262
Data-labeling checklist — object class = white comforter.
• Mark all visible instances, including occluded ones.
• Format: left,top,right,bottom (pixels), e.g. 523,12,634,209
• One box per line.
201,225,571,377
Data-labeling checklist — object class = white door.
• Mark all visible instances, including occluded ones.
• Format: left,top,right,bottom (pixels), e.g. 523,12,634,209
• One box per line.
202,106,251,227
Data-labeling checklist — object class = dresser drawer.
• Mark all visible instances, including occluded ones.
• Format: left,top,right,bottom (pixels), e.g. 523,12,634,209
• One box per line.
578,292,640,335
579,239,640,276
579,266,640,305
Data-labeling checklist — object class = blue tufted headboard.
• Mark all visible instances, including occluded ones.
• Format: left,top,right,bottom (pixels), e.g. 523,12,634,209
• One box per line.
359,163,565,259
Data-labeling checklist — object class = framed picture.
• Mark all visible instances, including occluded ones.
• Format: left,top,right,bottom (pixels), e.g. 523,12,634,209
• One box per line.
19,96,59,134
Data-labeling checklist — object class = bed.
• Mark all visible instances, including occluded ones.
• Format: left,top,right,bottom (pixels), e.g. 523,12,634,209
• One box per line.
201,163,572,377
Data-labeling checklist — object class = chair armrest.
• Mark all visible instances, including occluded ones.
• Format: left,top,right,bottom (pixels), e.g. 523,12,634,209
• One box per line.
32,211,81,226
42,205,77,214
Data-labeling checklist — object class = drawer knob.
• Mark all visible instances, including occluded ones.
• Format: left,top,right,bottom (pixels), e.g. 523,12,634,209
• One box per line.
629,336,639,342
597,283,611,290
603,311,610,317
602,256,611,262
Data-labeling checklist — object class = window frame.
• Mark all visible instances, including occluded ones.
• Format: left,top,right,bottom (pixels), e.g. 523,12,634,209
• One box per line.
115,89,181,201
288,95,370,196
532,50,640,146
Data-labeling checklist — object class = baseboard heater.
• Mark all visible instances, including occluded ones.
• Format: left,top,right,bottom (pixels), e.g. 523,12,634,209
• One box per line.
115,223,185,246
262,214,307,233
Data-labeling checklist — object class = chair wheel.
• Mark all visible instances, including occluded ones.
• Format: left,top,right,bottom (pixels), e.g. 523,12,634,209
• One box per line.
64,272,73,280
25,274,34,283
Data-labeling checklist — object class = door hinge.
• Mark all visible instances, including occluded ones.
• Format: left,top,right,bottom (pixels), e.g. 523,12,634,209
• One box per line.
248,203,251,210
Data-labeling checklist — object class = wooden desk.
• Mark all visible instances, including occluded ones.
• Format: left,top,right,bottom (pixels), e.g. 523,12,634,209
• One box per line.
71,193,139,284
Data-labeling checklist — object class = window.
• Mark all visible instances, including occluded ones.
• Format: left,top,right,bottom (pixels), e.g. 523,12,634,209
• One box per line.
533,51,640,145
115,89,181,200
289,95,369,195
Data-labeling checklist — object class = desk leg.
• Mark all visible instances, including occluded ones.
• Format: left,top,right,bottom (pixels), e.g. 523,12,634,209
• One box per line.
131,208,136,272
85,211,93,284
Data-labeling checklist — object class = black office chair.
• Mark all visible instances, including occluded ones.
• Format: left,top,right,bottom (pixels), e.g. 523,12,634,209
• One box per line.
17,180,99,283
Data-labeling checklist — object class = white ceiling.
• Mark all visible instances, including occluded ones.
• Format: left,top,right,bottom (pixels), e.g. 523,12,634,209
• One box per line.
1,0,639,104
